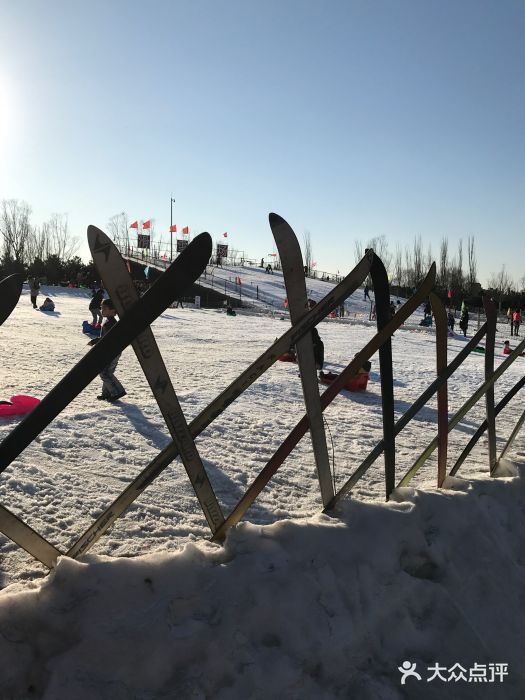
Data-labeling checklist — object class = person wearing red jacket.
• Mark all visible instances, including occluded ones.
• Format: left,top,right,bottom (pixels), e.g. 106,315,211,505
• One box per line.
512,310,521,337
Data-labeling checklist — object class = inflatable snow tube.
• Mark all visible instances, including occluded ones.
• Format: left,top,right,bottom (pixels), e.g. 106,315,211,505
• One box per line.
278,352,296,363
319,370,369,392
0,395,40,417
82,320,101,336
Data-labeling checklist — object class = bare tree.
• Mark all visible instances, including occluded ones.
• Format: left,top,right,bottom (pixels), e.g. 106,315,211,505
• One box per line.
404,247,414,288
45,213,79,260
354,240,363,265
456,238,464,290
302,230,312,273
424,243,433,276
366,235,392,275
0,199,32,264
467,235,477,289
413,235,423,286
107,212,130,250
487,265,512,300
439,236,449,290
393,244,403,287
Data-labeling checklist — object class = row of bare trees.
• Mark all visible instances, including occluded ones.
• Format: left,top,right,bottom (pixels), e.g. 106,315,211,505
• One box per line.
350,233,524,301
0,200,80,270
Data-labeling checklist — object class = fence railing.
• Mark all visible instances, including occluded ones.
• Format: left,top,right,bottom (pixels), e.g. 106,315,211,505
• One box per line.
0,235,523,571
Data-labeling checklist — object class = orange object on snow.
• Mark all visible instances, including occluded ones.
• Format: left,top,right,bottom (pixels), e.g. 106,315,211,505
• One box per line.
319,369,369,392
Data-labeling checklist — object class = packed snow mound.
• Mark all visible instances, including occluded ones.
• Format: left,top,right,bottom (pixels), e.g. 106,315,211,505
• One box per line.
1,469,524,699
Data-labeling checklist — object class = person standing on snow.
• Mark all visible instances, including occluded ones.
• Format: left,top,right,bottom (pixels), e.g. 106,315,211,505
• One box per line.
89,288,105,326
459,307,469,337
28,277,40,309
512,309,521,336
88,298,126,402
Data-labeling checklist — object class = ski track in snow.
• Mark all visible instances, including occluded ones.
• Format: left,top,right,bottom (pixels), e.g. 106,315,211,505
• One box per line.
0,282,523,588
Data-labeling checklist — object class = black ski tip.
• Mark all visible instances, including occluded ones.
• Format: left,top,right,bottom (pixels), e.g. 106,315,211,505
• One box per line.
269,212,287,228
186,231,212,259
87,224,108,248
5,273,24,293
0,273,24,327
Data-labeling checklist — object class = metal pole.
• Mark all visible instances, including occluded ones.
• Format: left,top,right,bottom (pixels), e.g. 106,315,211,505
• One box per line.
170,197,175,261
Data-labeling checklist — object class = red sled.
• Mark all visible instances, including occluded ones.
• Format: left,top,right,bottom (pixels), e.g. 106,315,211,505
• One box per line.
278,352,297,363
319,370,369,392
0,394,41,417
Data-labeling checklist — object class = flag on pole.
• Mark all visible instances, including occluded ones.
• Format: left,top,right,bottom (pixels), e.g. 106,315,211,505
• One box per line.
130,221,138,229
223,232,228,238
182,226,189,234
447,289,453,299
169,224,177,232
143,220,151,230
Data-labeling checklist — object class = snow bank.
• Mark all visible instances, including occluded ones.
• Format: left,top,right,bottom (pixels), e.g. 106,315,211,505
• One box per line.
1,469,524,699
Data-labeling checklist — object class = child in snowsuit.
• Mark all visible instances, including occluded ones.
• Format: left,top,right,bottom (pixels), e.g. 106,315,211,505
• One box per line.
447,310,455,332
40,297,55,312
88,298,126,402
89,289,104,326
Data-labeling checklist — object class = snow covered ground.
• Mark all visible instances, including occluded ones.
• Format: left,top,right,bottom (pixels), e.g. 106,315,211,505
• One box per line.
0,275,524,698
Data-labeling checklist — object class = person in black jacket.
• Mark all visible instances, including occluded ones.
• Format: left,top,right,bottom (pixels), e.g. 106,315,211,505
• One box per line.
311,327,324,370
88,298,126,402
459,307,469,337
89,288,105,326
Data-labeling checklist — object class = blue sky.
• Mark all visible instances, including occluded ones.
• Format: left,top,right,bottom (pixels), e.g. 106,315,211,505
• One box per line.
1,0,524,286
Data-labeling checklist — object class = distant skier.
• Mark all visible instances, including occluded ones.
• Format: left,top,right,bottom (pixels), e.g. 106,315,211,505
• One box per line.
88,298,127,402
447,310,455,333
364,284,370,301
28,277,40,309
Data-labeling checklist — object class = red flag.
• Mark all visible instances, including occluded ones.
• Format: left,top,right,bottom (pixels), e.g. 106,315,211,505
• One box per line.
447,289,453,299
223,232,228,238
143,220,151,230
130,221,138,229
169,224,177,232
182,226,189,234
